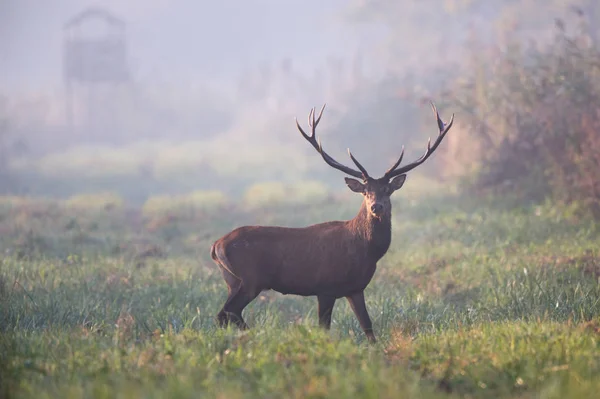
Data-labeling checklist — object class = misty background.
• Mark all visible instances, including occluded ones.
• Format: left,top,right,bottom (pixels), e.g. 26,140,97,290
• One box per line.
1,0,598,208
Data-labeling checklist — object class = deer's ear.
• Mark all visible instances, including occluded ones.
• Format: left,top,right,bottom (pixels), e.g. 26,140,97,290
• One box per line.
389,174,406,192
345,177,365,193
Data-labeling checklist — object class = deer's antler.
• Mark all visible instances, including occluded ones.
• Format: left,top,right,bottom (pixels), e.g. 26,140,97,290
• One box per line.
384,102,454,179
295,104,370,180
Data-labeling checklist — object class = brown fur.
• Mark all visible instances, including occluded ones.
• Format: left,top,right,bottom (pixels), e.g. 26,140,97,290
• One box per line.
210,103,453,342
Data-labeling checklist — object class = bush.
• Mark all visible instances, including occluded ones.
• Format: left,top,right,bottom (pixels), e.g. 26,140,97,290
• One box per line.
242,181,289,208
142,190,230,218
242,180,332,209
64,192,125,212
450,17,600,217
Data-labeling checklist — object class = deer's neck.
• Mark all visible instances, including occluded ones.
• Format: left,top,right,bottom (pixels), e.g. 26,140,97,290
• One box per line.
349,201,392,261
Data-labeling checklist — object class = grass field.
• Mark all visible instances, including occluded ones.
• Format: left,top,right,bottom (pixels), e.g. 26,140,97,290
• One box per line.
1,188,599,398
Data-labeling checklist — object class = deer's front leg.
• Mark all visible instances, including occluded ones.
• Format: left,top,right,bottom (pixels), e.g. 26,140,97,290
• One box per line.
317,295,336,329
346,291,376,343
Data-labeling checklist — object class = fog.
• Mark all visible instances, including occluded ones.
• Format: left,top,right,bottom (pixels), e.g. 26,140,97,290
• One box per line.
1,0,597,203
1,0,365,90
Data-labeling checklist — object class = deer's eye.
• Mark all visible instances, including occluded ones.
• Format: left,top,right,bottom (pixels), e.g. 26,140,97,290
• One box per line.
381,186,390,195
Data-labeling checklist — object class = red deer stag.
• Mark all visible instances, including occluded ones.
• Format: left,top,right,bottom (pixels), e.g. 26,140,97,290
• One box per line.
210,103,454,342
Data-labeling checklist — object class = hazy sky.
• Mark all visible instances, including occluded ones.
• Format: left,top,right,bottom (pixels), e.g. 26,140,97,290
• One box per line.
1,0,371,92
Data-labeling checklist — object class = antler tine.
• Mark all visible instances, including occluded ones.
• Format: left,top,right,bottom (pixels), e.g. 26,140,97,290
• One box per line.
383,145,405,178
347,149,370,178
295,104,368,180
385,102,454,178
308,107,315,129
313,103,326,127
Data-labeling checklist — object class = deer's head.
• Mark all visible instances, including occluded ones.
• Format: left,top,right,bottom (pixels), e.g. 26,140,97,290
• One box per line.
295,103,454,219
343,176,405,219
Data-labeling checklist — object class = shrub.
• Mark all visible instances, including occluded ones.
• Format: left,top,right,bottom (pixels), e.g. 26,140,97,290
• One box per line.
64,192,125,212
142,190,230,218
242,180,332,209
449,17,600,217
242,181,288,208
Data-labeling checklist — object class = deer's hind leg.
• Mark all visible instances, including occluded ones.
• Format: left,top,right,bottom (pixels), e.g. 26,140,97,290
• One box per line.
216,265,242,327
221,284,260,329
216,265,261,329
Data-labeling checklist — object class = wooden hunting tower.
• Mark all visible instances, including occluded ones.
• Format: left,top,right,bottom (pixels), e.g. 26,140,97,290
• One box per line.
63,6,131,140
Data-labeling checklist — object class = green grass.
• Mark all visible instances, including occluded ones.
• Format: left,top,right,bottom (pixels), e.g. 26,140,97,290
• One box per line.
0,191,599,398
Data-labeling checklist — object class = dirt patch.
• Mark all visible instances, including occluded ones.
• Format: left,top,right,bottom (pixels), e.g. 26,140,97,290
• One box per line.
380,254,467,298
384,329,415,365
579,319,600,335
535,250,600,280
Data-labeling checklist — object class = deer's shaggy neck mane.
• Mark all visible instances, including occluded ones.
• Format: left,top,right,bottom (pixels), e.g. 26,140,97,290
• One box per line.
348,200,392,261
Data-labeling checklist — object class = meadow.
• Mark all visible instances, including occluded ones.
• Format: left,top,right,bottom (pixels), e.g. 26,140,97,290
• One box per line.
0,180,599,399
3,3,599,397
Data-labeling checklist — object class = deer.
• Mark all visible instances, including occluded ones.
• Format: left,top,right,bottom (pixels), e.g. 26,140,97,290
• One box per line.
210,102,454,342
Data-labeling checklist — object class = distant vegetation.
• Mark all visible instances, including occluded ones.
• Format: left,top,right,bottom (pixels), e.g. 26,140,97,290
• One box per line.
446,16,600,218
2,4,599,219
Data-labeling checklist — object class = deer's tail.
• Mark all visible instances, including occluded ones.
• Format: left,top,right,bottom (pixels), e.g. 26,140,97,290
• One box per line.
210,240,238,278
210,241,218,261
